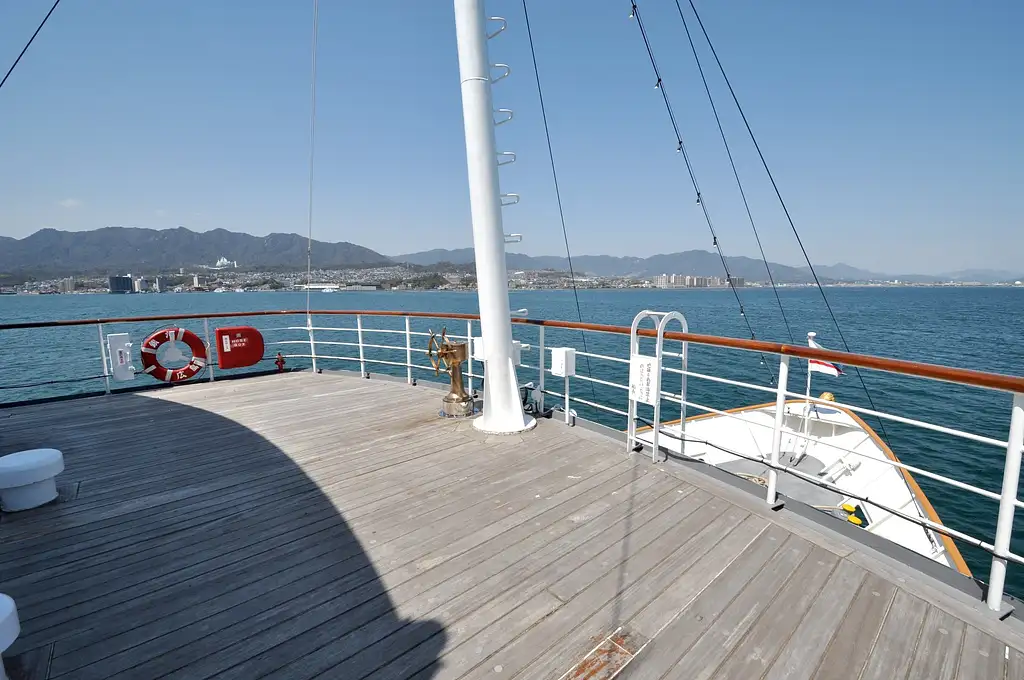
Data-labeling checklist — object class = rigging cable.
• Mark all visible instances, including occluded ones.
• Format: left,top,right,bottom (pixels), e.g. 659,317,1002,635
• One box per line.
0,0,62,93
521,0,595,400
671,0,794,345
304,0,321,318
683,0,891,443
627,1,775,384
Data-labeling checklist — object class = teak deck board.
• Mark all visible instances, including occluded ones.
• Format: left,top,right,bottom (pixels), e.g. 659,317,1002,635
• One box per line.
0,371,1021,679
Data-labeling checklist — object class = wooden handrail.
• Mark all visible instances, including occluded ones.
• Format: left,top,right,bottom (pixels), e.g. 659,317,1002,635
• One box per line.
2,309,1022,393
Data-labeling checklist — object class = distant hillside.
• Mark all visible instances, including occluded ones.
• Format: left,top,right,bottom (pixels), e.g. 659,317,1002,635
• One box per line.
395,248,886,283
0,227,390,275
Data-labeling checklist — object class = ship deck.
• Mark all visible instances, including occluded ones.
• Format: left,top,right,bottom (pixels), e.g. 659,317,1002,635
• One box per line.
2,372,1024,679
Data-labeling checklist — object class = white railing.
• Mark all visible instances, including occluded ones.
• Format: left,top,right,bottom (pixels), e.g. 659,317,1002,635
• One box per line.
1,307,1022,612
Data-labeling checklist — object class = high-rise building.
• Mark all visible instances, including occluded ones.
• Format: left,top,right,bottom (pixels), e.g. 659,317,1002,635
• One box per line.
154,276,165,293
58,276,75,293
108,275,133,294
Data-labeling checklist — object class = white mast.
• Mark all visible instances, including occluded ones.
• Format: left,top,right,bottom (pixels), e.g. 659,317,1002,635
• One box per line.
453,0,535,433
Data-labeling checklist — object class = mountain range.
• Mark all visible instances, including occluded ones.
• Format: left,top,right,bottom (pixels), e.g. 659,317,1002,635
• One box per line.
396,247,1022,284
0,227,390,275
0,227,1019,284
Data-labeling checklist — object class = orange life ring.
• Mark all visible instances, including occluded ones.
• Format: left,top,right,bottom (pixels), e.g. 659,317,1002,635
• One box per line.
140,327,208,382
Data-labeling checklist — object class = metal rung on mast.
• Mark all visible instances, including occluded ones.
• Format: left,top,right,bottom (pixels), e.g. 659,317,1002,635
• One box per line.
497,151,515,166
500,193,519,207
487,17,507,39
490,64,511,83
494,109,513,125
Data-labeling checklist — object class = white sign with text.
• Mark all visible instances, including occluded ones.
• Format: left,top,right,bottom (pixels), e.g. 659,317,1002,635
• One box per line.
629,354,658,406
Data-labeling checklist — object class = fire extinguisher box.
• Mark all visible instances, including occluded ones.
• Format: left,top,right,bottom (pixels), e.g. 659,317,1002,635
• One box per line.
215,326,265,369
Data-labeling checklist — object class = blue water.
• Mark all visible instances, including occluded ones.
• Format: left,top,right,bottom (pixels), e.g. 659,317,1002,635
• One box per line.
2,286,1023,594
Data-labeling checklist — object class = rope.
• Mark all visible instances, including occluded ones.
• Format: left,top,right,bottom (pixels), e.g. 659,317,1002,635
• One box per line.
671,0,794,345
684,0,891,444
521,0,595,400
304,0,320,320
628,1,775,384
0,0,61,93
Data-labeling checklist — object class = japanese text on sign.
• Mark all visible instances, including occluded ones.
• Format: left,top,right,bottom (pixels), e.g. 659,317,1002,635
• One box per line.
629,354,658,406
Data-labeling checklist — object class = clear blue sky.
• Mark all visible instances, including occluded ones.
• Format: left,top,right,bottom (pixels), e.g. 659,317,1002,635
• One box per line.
1,1,1020,274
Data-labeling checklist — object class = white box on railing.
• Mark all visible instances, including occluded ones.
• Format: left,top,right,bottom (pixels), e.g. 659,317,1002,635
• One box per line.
473,337,525,366
550,348,576,377
106,333,135,382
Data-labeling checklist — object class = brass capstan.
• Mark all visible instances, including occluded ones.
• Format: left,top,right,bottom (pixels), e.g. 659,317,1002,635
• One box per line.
426,327,475,417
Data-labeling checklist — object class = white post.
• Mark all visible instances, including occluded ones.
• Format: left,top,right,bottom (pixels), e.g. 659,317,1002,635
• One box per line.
767,355,791,505
804,332,815,436
564,375,570,426
97,323,111,394
405,317,413,384
356,314,366,377
679,338,687,458
453,0,534,434
987,392,1024,611
204,318,215,382
466,319,474,395
307,314,318,373
537,326,545,412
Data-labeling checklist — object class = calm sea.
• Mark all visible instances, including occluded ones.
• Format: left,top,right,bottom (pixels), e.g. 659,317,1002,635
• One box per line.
2,286,1023,593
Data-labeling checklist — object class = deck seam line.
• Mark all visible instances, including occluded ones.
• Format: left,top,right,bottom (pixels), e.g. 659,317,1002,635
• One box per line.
856,585,899,680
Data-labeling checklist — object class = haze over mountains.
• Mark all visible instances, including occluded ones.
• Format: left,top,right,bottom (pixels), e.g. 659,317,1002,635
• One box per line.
1,227,1020,283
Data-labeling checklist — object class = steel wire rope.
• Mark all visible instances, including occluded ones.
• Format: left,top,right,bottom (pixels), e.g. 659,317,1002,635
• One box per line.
627,1,776,384
521,0,596,401
683,0,891,443
0,0,61,93
671,0,795,345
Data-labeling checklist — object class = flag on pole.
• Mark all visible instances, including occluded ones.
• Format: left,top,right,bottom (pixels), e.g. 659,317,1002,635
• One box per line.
807,333,844,377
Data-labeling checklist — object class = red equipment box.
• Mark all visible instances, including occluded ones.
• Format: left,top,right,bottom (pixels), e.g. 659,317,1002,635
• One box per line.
215,326,265,369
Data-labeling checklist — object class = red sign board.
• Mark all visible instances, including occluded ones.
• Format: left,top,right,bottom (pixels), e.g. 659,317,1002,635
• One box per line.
215,326,265,369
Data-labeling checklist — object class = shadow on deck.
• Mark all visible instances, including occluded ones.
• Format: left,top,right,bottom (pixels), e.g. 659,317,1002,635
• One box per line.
0,373,445,679
2,371,1024,680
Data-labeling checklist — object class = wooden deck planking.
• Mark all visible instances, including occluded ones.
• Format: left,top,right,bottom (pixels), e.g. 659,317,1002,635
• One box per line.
957,626,1008,680
760,559,867,680
906,606,967,680
22,435,597,650
1,372,1023,679
55,467,676,678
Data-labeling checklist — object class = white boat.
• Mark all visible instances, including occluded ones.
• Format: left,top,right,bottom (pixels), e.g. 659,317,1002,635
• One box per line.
636,396,971,575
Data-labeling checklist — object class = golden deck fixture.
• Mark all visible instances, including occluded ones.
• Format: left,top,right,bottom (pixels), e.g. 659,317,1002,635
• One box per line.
426,327,475,418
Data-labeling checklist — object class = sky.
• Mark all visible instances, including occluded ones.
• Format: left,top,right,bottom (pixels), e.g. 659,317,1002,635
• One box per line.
0,1,1020,275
